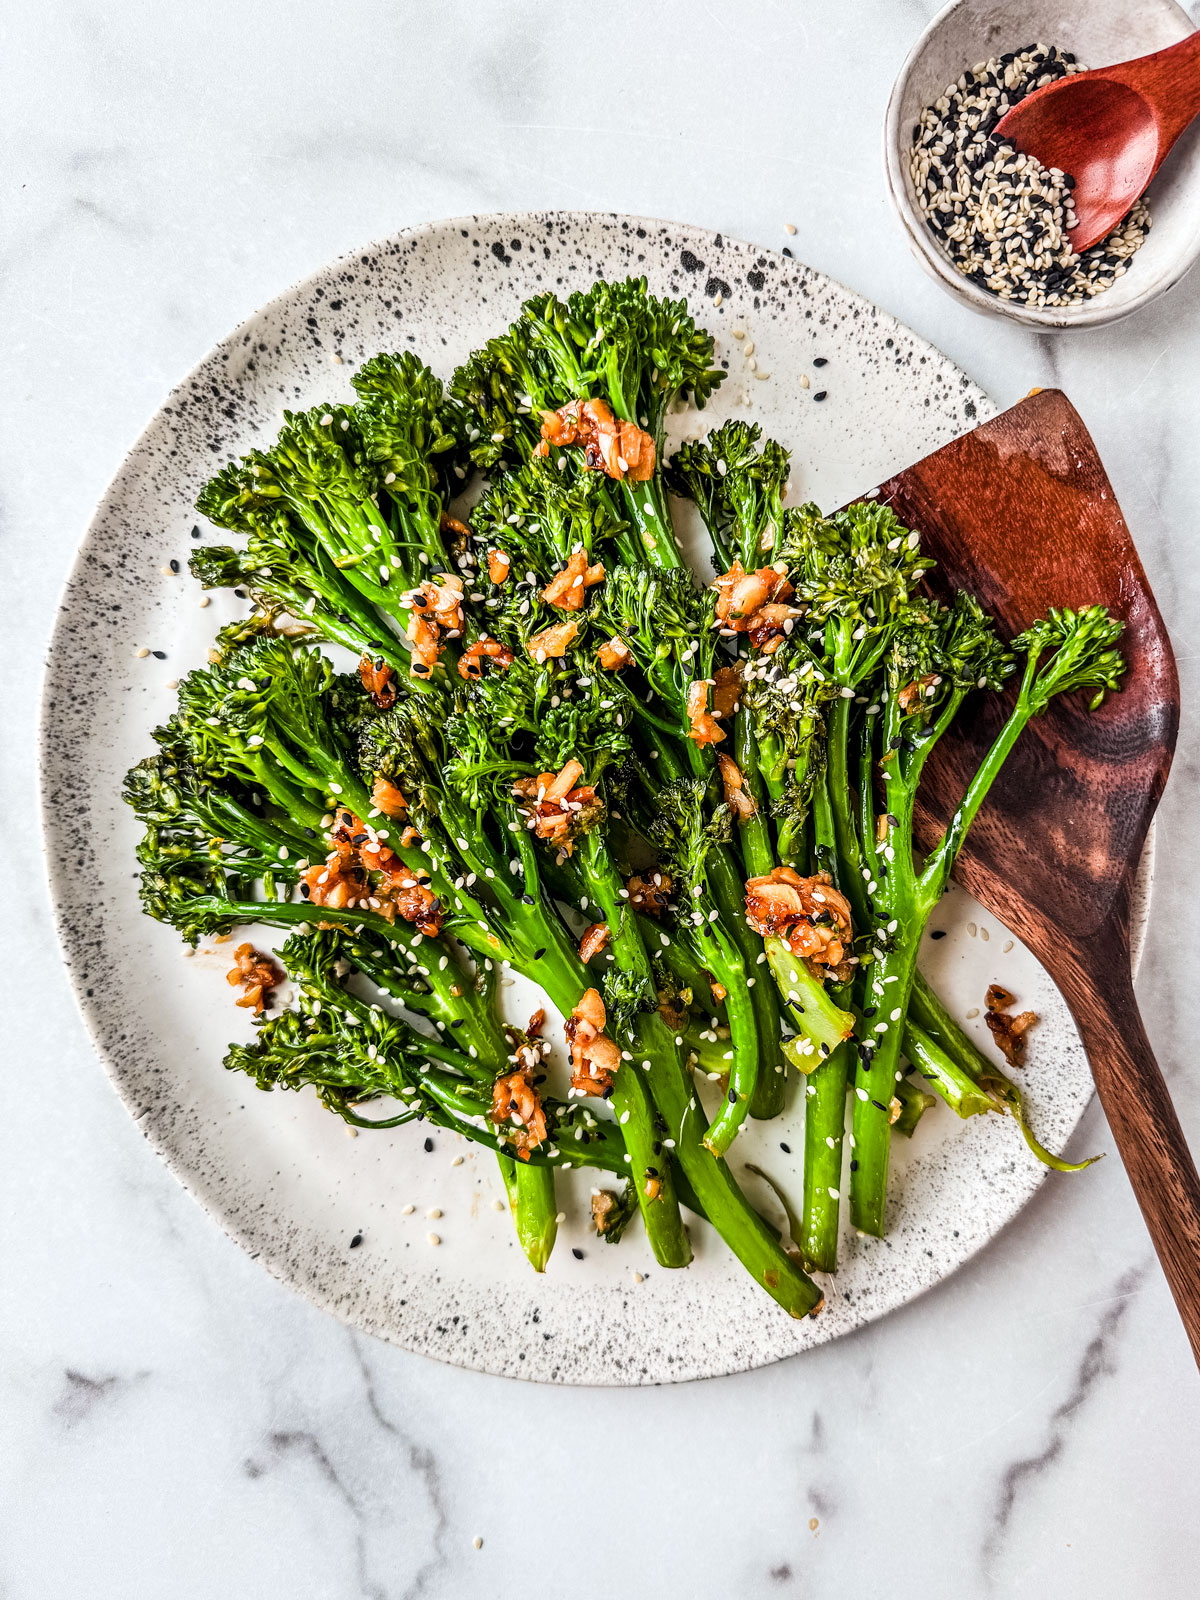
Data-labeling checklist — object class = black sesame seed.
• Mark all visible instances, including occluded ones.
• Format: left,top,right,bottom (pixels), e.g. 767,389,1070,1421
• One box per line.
812,391,827,402
423,1137,434,1152
532,947,545,960
152,650,167,659
169,558,180,573
234,588,247,599
191,524,201,539
349,1233,363,1249
812,356,828,367
930,929,947,940
850,1158,859,1171
871,1099,888,1112
728,1088,737,1104
572,1247,584,1259
779,1141,792,1154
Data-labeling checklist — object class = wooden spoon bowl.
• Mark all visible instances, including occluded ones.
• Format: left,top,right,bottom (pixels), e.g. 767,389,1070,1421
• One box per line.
868,389,1200,1365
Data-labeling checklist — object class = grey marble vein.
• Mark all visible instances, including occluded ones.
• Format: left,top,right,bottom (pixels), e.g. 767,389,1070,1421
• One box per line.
982,1261,1150,1583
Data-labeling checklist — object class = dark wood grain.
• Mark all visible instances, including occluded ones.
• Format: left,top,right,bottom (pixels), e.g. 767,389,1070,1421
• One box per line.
871,389,1200,1367
995,31,1200,253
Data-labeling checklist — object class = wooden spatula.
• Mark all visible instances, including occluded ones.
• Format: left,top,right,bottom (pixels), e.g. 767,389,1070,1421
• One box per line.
871,388,1200,1366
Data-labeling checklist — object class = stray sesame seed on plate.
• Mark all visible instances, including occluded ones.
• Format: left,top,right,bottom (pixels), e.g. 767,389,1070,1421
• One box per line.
426,1232,440,1246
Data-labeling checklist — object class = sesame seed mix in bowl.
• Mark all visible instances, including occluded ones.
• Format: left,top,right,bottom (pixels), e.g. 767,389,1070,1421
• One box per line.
910,44,1151,308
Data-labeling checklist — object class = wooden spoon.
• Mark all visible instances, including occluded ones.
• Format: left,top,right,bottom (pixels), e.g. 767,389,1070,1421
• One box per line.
872,389,1200,1366
994,33,1200,253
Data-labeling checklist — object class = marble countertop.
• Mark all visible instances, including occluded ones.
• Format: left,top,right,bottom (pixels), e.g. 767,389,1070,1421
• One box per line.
5,2,1200,1594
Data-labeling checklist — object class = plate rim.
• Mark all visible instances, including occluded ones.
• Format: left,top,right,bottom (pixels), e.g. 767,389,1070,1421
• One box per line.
38,207,1139,1383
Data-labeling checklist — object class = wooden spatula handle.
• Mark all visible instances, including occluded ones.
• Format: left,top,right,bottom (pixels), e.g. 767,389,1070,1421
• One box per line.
1063,956,1200,1368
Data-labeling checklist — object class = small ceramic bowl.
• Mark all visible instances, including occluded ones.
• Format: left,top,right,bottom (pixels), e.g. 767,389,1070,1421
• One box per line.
884,0,1200,328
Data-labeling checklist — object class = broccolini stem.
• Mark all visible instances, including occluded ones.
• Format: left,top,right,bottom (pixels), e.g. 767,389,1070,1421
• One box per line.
891,1074,936,1137
700,927,757,1156
577,831,693,1269
907,979,1099,1171
340,929,507,1075
902,1017,1001,1119
908,974,997,1088
797,778,851,1272
578,837,824,1314
799,1042,849,1273
498,1157,558,1273
681,1022,734,1075
620,478,681,571
917,657,1042,907
848,936,921,1236
766,937,856,1057
825,696,870,929
695,762,788,1119
732,708,776,879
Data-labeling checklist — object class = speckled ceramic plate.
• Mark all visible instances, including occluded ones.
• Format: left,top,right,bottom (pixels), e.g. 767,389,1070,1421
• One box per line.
40,211,1148,1384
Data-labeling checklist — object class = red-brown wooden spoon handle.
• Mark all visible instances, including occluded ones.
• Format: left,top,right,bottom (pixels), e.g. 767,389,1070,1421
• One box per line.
1056,932,1200,1368
1109,31,1200,152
